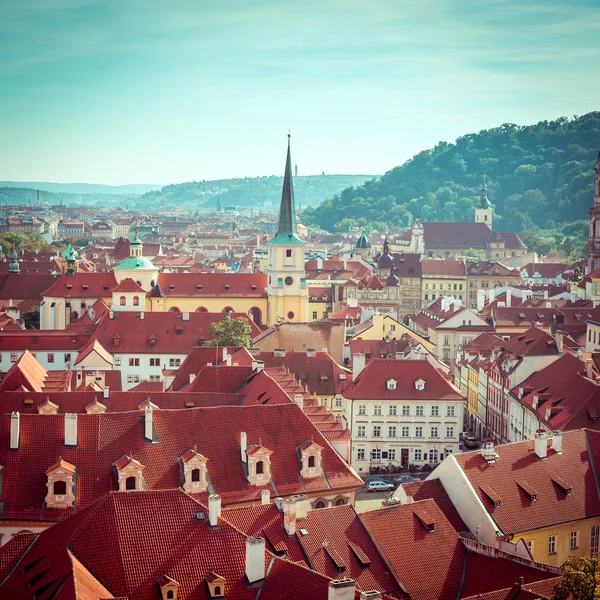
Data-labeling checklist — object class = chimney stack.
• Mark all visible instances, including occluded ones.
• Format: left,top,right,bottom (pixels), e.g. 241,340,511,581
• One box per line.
208,494,221,527
586,358,594,379
139,311,144,320
240,431,247,463
534,431,548,460
488,289,494,305
245,537,266,584
10,412,20,450
553,430,563,454
360,593,383,600
328,579,356,600
102,386,110,400
251,359,264,374
555,330,564,353
352,353,366,381
294,394,304,412
144,405,153,441
64,413,78,447
506,289,512,307
477,289,485,312
480,441,496,463
283,497,297,536
261,489,270,505
306,348,315,358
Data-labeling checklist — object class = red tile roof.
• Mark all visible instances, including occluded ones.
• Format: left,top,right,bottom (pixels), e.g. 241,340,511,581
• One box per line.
41,272,118,298
343,359,464,401
0,404,361,521
0,274,59,302
90,311,260,354
421,259,467,277
360,500,556,600
454,429,600,535
258,351,350,396
112,277,146,293
155,272,267,298
511,354,600,431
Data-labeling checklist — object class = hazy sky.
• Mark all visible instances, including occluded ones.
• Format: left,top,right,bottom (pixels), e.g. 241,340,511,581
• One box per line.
1,0,599,185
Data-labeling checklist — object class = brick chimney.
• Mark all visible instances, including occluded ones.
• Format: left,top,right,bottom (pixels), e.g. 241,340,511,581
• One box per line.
328,579,356,600
283,497,297,535
586,358,594,379
10,411,20,450
245,537,266,584
553,430,563,454
64,413,77,447
208,494,221,527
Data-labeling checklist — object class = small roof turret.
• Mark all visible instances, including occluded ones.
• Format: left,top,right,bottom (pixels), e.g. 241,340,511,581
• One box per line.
8,248,19,274
355,231,372,249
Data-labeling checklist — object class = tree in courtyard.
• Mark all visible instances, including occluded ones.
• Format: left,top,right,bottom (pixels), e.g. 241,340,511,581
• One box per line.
203,316,252,348
22,305,40,329
552,556,600,600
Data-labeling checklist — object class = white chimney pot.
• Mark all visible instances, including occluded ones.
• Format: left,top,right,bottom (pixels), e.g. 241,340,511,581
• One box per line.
208,494,221,527
64,413,78,447
261,489,270,505
245,537,266,584
328,579,356,600
10,412,20,450
240,431,247,463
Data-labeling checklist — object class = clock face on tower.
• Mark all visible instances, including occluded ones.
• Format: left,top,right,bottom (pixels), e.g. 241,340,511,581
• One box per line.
284,276,294,286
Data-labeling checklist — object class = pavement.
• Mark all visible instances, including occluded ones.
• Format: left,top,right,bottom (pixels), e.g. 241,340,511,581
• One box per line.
354,472,430,513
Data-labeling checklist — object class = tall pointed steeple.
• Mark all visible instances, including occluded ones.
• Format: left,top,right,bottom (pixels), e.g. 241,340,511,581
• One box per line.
270,134,304,245
480,174,492,208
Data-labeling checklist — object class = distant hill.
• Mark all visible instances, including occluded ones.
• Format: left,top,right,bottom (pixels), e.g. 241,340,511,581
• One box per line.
0,181,160,195
302,112,600,235
136,174,377,211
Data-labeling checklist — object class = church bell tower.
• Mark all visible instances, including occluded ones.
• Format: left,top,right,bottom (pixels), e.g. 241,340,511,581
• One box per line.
266,134,308,325
587,152,600,274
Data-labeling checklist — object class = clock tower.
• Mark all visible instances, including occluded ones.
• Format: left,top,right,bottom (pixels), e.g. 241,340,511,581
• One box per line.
266,135,308,325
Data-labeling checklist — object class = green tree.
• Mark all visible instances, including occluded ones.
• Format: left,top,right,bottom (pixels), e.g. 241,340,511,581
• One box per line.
462,248,486,259
552,556,600,599
203,316,252,348
22,306,40,329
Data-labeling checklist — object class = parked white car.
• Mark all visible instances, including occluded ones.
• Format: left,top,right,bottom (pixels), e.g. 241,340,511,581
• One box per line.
366,480,395,492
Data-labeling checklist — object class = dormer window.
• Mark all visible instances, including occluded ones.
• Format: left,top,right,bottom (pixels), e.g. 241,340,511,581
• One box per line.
300,441,324,478
246,444,273,486
85,399,107,414
38,399,59,415
205,571,226,598
157,575,180,600
45,459,76,508
148,335,157,347
113,335,121,347
114,455,145,492
414,378,426,391
386,378,397,391
180,449,209,492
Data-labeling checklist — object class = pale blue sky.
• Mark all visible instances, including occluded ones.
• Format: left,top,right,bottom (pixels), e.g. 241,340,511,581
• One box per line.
1,0,599,185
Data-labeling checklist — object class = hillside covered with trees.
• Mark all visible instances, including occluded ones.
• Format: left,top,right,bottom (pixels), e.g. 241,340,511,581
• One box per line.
137,174,375,211
303,113,600,254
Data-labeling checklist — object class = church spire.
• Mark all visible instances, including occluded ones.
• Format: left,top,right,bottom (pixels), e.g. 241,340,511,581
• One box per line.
480,173,492,208
595,151,600,206
276,133,297,237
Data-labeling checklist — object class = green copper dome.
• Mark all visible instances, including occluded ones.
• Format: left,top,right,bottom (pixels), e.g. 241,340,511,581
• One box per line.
356,231,371,249
114,256,157,270
61,242,79,261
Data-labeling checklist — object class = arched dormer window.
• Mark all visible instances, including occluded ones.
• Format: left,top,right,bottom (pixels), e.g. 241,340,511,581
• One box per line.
157,575,180,600
246,444,273,486
205,572,226,598
45,459,76,508
119,296,126,306
386,378,397,391
414,378,426,391
180,449,209,492
114,455,145,492
299,441,324,479
133,296,140,306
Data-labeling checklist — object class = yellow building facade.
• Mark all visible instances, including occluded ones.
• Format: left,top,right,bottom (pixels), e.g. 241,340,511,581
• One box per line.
515,517,600,567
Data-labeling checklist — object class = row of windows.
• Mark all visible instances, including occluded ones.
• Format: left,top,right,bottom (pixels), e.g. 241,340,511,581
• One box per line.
424,294,464,302
356,447,448,463
119,295,141,306
126,374,161,384
357,425,455,438
6,352,71,363
423,283,464,291
357,405,455,417
117,357,181,368
528,526,600,556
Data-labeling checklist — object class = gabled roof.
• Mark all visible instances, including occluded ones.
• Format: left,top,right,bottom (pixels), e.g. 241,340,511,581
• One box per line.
74,338,113,366
343,359,464,401
455,429,600,535
41,272,118,298
360,499,556,600
112,277,146,293
0,404,361,521
153,272,267,297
